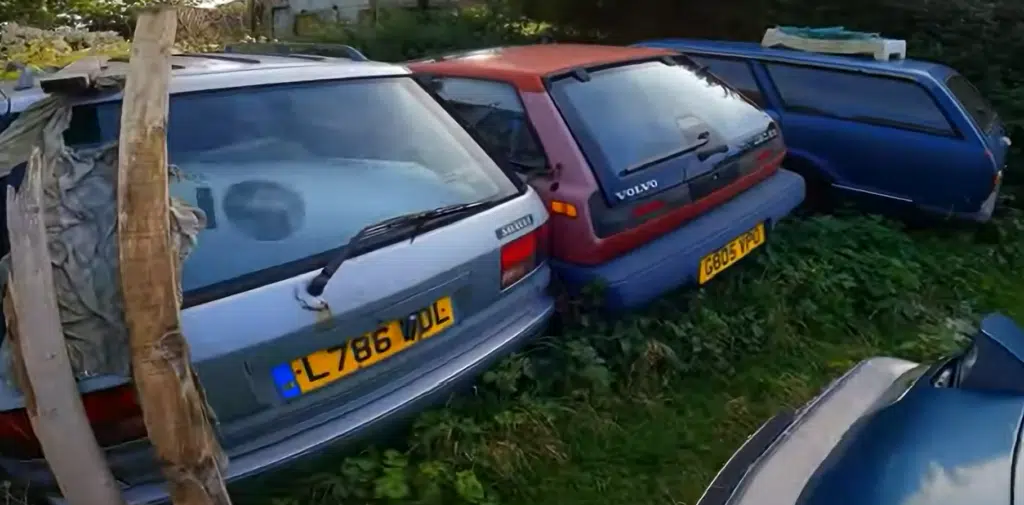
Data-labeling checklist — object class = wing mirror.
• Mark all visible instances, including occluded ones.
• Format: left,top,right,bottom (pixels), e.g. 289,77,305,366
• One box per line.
957,312,1024,394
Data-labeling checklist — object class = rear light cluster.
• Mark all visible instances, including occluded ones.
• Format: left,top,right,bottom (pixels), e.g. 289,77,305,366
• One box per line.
499,221,549,289
0,384,146,459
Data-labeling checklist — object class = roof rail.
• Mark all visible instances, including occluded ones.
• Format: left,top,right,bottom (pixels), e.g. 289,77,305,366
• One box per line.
224,42,369,62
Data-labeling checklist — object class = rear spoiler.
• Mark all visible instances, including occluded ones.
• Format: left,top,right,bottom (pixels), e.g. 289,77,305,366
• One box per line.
223,42,369,61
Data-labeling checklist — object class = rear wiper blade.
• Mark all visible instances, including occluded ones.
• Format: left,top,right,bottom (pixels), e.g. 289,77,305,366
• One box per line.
305,199,500,296
620,132,710,176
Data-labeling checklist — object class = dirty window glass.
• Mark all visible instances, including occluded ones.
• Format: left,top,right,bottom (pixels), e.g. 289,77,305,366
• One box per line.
946,73,995,133
431,77,548,173
686,55,765,106
66,77,519,296
765,63,953,135
549,59,770,177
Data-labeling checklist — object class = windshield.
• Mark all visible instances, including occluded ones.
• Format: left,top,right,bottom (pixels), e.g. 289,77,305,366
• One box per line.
548,59,771,177
66,77,519,296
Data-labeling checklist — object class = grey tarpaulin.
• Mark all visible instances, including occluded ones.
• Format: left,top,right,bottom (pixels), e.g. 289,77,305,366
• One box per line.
0,80,206,387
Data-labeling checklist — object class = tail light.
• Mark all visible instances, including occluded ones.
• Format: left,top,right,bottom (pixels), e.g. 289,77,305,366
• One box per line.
499,221,549,289
0,384,146,459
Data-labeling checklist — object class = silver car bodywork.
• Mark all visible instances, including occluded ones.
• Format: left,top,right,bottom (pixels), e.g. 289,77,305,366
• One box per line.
0,53,555,504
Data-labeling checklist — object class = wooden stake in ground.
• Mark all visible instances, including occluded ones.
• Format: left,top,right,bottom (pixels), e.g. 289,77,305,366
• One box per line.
5,149,125,505
116,7,231,505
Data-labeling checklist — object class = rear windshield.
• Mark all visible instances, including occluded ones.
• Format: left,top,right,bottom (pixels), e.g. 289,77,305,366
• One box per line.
548,59,770,176
64,77,519,297
946,73,996,133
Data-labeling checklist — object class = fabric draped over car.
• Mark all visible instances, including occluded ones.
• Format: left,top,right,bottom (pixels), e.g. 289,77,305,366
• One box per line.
0,75,207,392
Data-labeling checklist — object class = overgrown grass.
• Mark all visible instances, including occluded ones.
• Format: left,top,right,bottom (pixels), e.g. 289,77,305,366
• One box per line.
240,193,1024,505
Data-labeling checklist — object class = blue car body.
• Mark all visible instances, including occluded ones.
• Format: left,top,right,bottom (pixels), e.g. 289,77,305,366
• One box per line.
635,39,1010,222
697,313,1024,505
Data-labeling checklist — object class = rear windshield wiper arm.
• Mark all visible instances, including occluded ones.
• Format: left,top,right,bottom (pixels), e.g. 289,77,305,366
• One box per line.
305,199,501,296
620,132,711,176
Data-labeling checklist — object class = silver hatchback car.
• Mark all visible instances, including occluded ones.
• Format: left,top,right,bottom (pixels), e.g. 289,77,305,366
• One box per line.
0,50,554,504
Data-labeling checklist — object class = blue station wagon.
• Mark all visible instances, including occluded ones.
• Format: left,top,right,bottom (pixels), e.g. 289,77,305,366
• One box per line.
635,39,1010,222
0,50,554,504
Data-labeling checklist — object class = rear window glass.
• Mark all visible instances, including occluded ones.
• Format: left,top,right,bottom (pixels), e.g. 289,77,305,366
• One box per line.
946,73,996,132
549,59,770,176
67,77,518,296
431,77,548,173
686,55,765,106
764,63,953,135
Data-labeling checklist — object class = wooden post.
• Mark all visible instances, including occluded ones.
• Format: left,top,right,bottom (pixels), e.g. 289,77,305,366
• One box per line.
4,149,124,505
116,7,232,505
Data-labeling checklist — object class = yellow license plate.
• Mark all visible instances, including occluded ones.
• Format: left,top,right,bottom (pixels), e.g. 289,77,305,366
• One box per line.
273,297,455,398
698,223,766,284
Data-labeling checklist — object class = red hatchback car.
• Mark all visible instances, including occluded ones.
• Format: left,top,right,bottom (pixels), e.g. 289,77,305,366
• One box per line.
409,44,805,309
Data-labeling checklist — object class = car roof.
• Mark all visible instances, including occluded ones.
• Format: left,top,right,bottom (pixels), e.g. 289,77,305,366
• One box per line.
637,38,955,79
407,43,675,92
1,52,410,114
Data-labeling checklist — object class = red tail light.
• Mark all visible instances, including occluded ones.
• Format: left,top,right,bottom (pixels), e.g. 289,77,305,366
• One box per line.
500,221,548,289
0,384,146,459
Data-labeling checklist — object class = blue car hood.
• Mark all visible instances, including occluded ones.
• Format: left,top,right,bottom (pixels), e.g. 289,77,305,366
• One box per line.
796,382,1024,505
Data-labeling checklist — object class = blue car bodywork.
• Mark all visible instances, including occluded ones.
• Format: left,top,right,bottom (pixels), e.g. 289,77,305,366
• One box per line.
697,312,1024,505
635,39,1010,222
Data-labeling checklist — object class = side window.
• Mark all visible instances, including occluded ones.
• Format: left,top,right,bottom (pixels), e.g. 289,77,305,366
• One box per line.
686,55,765,106
764,63,954,135
64,105,118,146
945,73,995,133
430,77,547,172
0,112,17,135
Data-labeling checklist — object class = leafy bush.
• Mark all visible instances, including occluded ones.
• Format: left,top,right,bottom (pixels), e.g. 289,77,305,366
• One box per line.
0,4,251,81
0,22,128,79
296,4,548,62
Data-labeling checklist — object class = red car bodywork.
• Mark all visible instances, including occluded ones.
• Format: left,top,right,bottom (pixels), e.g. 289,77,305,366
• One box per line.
409,45,785,267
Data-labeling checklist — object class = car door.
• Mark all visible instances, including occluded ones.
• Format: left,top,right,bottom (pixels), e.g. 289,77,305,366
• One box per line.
755,61,981,211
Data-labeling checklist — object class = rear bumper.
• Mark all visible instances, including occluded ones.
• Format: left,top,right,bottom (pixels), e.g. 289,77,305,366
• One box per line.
696,357,921,505
551,169,805,310
917,178,1001,223
37,269,555,505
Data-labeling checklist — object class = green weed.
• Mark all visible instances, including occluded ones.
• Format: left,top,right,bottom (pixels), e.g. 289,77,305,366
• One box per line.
244,197,1023,505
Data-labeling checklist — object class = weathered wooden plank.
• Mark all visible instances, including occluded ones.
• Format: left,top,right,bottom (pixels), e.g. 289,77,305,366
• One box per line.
116,7,232,505
38,55,111,94
5,148,124,505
